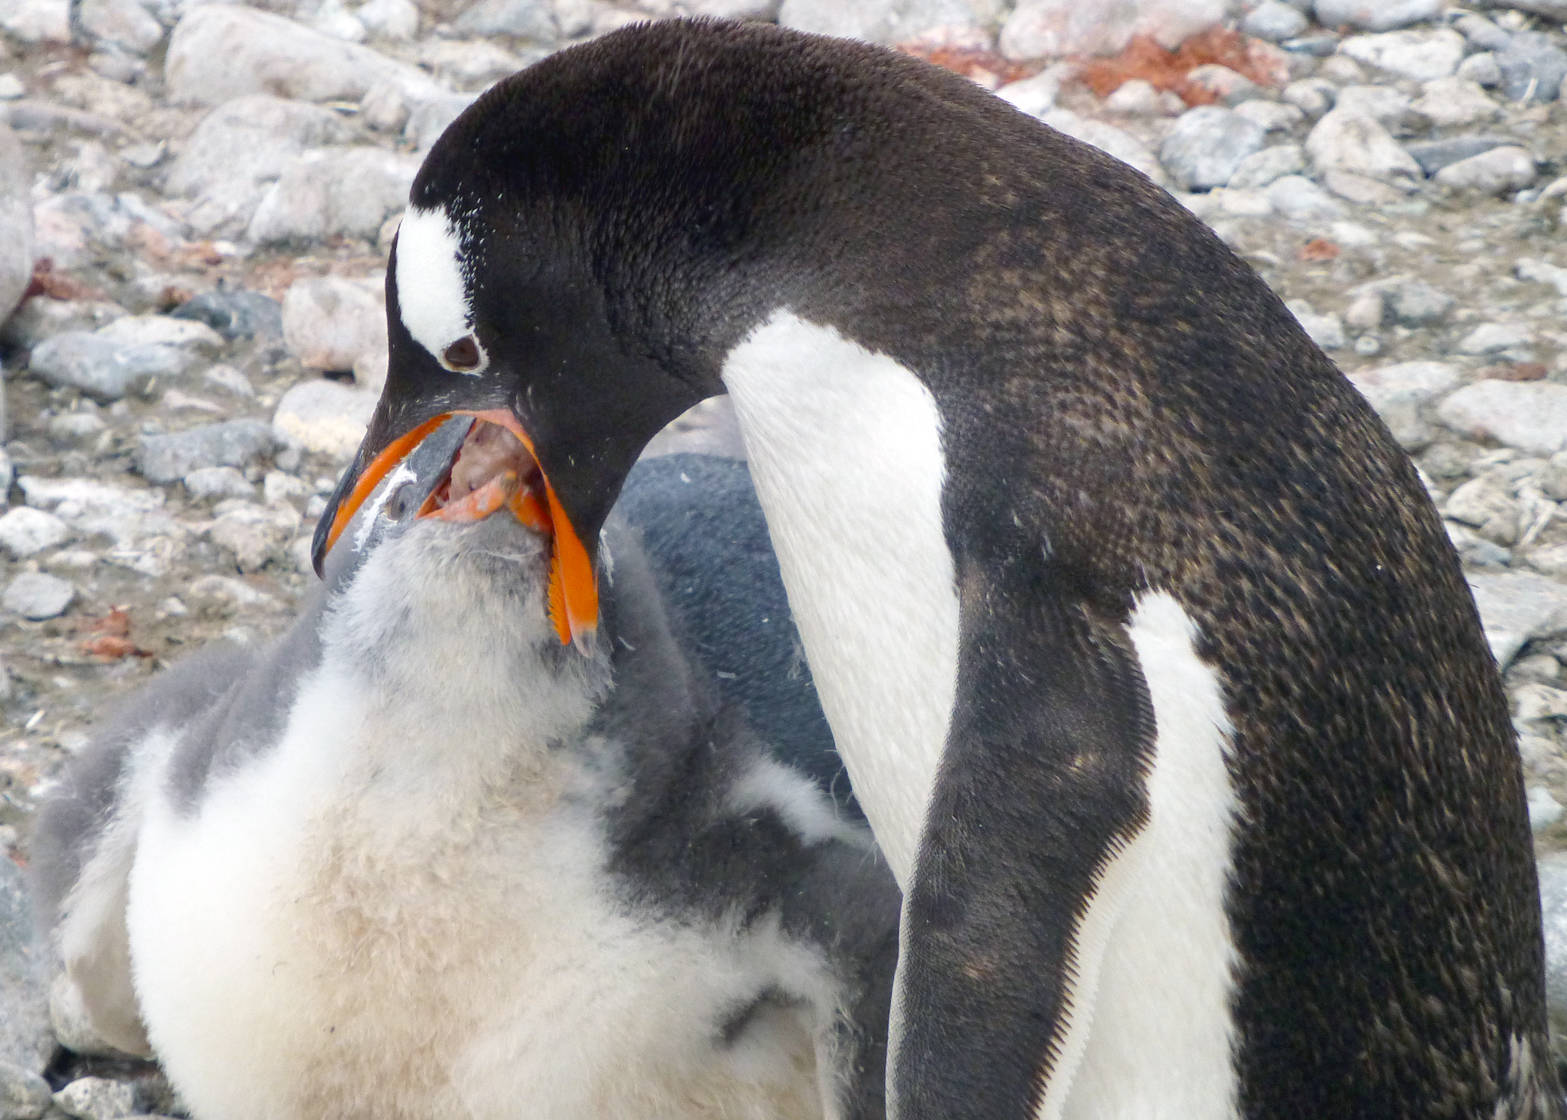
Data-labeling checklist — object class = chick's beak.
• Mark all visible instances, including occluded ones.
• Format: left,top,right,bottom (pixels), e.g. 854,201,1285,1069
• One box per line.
311,408,599,647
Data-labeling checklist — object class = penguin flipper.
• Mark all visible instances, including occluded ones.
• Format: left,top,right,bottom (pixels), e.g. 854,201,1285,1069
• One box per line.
891,585,1157,1118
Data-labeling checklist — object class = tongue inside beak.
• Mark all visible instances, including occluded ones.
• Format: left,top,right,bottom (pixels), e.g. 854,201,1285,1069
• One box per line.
318,409,599,646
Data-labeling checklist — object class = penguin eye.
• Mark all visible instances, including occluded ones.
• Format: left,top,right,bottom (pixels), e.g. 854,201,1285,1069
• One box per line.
441,335,485,373
383,481,417,523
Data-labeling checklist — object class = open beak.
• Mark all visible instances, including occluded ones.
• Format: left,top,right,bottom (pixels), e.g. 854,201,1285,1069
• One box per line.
312,408,600,646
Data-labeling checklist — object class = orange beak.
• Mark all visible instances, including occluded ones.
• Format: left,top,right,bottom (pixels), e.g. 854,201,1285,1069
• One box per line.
315,409,599,646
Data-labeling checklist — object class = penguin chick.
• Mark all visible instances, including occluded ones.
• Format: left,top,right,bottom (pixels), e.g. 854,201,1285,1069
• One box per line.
32,419,899,1120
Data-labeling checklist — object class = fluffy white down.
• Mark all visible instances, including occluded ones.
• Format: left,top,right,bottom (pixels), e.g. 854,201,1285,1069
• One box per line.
124,525,841,1120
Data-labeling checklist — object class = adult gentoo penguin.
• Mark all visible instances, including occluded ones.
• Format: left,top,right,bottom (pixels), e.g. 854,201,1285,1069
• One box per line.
34,419,900,1119
312,18,1562,1118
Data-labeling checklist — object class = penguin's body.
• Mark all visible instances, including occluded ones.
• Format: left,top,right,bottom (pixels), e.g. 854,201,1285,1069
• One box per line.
34,430,898,1120
311,20,1563,1118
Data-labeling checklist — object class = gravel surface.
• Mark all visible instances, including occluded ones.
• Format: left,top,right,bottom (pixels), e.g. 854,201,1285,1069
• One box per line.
4,0,1567,1108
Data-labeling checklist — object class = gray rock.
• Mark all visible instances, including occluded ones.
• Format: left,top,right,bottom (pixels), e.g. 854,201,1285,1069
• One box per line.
15,478,172,551
1282,78,1335,117
359,0,420,38
52,1077,136,1120
1348,360,1461,410
0,1060,52,1120
164,6,440,107
0,508,69,558
1468,571,1567,666
27,334,194,403
183,467,255,500
1333,84,1411,125
1410,77,1501,126
1040,109,1166,185
999,0,1228,59
453,0,557,38
134,420,280,484
1457,322,1536,355
1445,472,1523,545
1517,258,1567,298
4,571,75,619
1185,65,1259,106
1454,13,1511,52
272,379,378,460
1241,0,1307,42
1541,855,1567,1027
0,126,34,328
1,299,125,351
207,501,298,572
1227,143,1306,189
1344,290,1385,331
1286,303,1346,350
1265,175,1346,220
1339,29,1467,82
1458,51,1504,88
404,91,480,154
1314,0,1445,30
1542,451,1567,503
1537,788,1567,833
0,860,50,1075
1438,381,1567,455
1496,30,1567,103
1403,135,1514,175
1433,145,1537,194
1304,109,1422,183
246,147,421,245
281,276,386,373
75,0,163,55
782,0,993,47
1231,99,1305,133
1159,106,1266,191
171,289,283,342
1386,280,1455,325
0,0,70,42
1485,0,1567,19
166,96,358,236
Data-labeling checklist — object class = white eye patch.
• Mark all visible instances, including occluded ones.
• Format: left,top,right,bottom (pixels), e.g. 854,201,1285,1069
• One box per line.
394,206,489,376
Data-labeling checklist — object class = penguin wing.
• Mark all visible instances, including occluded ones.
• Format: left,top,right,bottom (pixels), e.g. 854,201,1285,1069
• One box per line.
891,574,1157,1117
31,643,256,1057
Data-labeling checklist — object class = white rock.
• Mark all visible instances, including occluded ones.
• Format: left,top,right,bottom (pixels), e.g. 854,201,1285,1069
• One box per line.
1313,0,1445,31
1542,451,1567,502
1438,381,1567,455
1433,146,1537,195
404,91,481,154
996,67,1068,117
94,315,225,354
1529,785,1564,831
273,379,379,460
1000,0,1227,60
1304,109,1422,183
357,0,420,39
1411,76,1500,126
1489,0,1567,20
184,466,256,500
1286,302,1346,350
310,0,367,42
3,571,75,620
1339,29,1467,82
52,1076,136,1120
779,0,995,46
1104,79,1181,116
281,276,387,372
1458,51,1504,88
0,0,70,43
247,147,421,245
1283,78,1335,118
165,6,440,107
0,126,34,328
208,503,297,572
0,508,69,558
1518,258,1567,298
1468,570,1567,666
1445,473,1523,545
